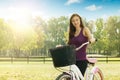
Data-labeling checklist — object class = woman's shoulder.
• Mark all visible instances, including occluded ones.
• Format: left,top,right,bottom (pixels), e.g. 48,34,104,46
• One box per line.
83,27,90,32
83,27,91,37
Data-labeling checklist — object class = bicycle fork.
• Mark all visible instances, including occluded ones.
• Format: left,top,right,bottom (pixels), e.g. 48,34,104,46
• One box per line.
86,66,99,80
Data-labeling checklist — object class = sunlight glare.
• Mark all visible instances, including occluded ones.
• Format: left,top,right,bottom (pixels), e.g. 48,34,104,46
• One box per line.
8,7,32,32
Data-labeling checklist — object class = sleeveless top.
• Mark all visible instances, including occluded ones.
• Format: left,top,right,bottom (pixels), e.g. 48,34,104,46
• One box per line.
69,28,88,61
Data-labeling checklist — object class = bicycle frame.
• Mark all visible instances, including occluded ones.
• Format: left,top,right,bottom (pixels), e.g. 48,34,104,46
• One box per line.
85,63,98,80
70,64,84,80
55,41,97,80
65,61,98,80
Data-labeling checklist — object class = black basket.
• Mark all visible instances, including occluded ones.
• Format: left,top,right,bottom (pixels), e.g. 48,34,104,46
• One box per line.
49,45,76,67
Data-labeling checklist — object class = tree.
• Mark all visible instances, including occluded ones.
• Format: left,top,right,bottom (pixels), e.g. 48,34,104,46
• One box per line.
106,16,120,56
0,19,13,49
92,18,109,54
47,16,69,47
32,16,46,56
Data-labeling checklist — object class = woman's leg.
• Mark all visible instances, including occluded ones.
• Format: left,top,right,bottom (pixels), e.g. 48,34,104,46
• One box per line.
76,60,88,76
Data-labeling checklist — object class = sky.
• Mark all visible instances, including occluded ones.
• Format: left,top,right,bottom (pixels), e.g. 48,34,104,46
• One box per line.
0,0,120,21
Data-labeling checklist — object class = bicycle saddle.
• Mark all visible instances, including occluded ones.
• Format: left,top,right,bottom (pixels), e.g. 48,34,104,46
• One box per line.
87,58,97,65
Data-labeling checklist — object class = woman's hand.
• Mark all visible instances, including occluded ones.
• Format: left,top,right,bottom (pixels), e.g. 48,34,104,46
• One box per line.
84,27,96,44
89,37,96,43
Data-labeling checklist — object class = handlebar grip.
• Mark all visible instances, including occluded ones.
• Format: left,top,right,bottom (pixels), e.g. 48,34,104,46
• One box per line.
95,38,98,42
89,41,91,44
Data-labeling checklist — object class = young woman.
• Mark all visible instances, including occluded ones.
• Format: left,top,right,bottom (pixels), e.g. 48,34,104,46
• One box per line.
68,13,95,76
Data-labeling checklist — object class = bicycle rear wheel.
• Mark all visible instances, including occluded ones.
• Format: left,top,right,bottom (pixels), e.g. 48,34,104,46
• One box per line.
56,73,72,80
92,68,104,80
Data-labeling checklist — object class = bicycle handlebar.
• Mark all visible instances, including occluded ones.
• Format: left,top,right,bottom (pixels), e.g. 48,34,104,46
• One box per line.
56,39,97,51
75,41,90,51
75,39,97,51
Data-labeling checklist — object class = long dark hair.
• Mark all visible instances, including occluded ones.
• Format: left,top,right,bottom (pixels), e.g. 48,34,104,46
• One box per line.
69,14,84,40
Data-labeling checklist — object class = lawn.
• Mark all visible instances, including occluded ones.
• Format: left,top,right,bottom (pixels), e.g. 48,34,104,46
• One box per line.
0,62,120,80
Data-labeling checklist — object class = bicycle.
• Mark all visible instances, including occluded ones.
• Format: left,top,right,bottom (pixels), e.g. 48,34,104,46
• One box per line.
49,41,104,80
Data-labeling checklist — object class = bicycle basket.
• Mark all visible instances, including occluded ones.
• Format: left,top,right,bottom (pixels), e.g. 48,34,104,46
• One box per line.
49,45,76,67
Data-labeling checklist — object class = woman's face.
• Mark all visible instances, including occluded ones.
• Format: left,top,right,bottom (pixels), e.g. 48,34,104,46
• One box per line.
71,16,80,28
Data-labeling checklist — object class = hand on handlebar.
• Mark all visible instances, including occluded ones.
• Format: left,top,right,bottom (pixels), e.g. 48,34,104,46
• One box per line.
89,38,97,44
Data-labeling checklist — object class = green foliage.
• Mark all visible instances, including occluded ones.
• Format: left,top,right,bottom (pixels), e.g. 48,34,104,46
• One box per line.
0,19,13,50
105,16,120,55
47,16,69,47
94,18,108,51
32,16,46,48
0,15,120,56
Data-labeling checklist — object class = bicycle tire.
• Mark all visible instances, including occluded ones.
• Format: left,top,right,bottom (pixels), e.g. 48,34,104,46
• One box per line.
56,73,72,80
92,68,104,80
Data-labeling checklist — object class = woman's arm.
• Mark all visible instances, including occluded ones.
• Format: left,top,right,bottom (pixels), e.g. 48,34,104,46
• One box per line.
84,27,95,43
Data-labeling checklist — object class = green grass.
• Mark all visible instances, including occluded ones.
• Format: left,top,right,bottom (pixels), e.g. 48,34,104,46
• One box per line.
96,62,120,80
0,62,60,80
0,62,120,80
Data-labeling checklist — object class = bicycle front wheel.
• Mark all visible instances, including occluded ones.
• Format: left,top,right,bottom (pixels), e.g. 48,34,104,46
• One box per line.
92,68,104,80
56,73,72,80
